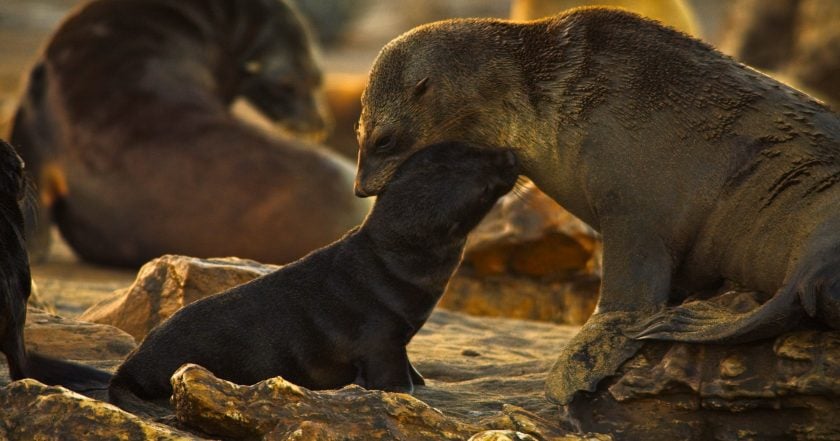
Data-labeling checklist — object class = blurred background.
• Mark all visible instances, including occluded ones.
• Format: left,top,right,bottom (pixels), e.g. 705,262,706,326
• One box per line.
4,0,836,145
1,0,837,323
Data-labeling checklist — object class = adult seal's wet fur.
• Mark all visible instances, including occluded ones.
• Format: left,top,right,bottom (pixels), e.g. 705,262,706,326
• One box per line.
108,142,518,404
354,7,840,404
9,0,370,266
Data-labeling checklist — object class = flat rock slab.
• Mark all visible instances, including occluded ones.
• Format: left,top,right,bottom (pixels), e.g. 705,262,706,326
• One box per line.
80,255,276,340
566,329,840,441
0,308,136,389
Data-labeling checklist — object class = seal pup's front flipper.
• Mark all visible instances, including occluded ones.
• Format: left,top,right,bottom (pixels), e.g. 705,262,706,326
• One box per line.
408,360,425,386
355,347,415,393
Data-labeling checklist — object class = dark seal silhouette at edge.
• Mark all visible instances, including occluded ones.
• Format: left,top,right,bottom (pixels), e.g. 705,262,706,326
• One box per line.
0,139,111,392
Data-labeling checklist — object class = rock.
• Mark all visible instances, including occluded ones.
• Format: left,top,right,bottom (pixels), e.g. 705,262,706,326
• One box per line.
468,430,609,441
172,363,481,440
23,308,135,362
0,308,136,388
443,183,601,325
172,363,607,441
79,255,277,340
462,182,599,279
565,327,840,440
468,430,540,441
440,274,599,326
0,379,199,440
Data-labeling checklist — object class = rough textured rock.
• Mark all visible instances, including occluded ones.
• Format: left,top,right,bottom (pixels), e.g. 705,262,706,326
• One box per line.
172,363,607,441
0,308,136,387
462,183,599,279
172,363,479,440
445,183,601,325
565,327,840,440
441,274,599,326
79,255,277,340
0,379,198,440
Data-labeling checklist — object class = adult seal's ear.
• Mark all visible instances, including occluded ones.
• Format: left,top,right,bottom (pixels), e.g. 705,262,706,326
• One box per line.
413,77,430,98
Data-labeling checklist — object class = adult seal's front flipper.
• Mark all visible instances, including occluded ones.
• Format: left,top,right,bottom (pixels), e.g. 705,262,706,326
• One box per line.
545,311,647,405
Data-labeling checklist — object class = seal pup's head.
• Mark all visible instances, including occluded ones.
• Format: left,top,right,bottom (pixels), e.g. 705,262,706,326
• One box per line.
232,0,329,137
355,18,543,196
364,141,518,248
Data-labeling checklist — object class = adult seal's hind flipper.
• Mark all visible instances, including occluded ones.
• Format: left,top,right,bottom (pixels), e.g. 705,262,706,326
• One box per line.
628,260,840,344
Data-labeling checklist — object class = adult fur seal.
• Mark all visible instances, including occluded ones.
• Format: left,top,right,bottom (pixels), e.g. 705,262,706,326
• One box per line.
9,0,370,266
354,7,840,404
0,139,110,391
108,142,518,403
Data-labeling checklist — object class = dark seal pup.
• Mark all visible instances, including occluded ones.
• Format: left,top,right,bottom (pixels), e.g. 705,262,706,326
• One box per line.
108,142,518,403
353,8,840,404
9,0,370,266
0,139,110,391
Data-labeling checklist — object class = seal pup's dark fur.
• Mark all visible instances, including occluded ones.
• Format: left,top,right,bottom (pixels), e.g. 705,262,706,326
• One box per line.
9,0,370,266
0,139,110,391
108,142,518,404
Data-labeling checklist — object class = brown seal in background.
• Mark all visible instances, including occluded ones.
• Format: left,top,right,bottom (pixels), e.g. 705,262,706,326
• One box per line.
9,0,371,266
353,7,840,404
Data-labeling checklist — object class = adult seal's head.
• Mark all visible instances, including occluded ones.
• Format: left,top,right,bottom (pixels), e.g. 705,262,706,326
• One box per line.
354,18,536,197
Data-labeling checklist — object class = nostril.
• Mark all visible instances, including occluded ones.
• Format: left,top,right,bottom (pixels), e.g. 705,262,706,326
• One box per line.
505,150,517,167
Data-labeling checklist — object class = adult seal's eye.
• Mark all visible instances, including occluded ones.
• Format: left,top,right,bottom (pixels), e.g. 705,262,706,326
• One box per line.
373,134,396,153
